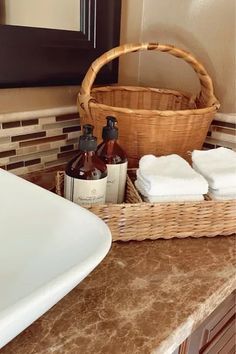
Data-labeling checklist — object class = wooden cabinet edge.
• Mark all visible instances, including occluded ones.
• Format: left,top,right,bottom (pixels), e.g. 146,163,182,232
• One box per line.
173,292,236,354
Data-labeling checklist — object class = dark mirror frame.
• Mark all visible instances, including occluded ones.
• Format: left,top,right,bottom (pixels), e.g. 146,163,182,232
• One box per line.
0,0,121,88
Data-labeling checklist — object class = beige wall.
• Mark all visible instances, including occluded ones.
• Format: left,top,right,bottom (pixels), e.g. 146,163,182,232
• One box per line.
119,0,236,112
119,0,144,85
0,86,79,114
2,0,80,31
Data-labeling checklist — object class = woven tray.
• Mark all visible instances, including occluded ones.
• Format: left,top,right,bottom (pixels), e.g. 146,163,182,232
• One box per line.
56,171,236,241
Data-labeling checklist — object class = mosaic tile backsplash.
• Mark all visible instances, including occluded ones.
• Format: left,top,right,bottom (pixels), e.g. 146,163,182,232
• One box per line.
0,109,235,175
0,109,80,175
203,113,236,151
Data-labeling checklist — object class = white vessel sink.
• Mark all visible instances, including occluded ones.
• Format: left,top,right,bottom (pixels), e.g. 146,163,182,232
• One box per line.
0,169,112,348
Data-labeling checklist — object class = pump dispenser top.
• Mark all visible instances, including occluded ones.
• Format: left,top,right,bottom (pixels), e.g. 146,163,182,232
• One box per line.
79,124,97,151
102,116,118,140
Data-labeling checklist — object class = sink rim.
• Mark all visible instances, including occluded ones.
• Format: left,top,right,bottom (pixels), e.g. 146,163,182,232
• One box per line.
0,169,112,348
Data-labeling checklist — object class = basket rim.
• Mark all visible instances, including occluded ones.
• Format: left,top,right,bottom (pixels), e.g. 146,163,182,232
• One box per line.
92,85,194,98
89,86,217,116
89,101,217,117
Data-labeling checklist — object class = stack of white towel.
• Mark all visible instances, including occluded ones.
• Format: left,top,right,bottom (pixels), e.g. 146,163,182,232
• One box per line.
192,147,236,200
135,154,208,202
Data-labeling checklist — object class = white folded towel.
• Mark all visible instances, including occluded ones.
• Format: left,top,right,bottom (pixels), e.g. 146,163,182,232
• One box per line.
192,148,236,189
144,195,204,202
208,192,236,201
136,154,208,196
135,180,204,202
209,186,236,197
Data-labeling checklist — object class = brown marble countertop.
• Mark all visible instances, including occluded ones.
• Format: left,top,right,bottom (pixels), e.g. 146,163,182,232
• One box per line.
1,233,235,354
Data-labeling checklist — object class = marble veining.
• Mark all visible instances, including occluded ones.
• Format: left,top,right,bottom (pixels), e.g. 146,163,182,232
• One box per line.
1,236,235,354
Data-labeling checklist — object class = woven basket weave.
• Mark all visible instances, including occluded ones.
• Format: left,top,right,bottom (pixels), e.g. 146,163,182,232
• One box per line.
78,42,220,167
56,171,236,242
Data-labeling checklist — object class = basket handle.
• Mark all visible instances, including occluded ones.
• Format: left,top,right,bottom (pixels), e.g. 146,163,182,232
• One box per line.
79,42,219,112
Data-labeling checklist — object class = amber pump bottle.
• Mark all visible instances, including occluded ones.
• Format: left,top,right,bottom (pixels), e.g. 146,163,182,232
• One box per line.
65,124,107,206
97,116,127,203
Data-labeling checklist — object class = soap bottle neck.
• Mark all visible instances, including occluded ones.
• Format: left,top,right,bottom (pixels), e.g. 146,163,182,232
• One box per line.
83,150,96,157
103,139,117,154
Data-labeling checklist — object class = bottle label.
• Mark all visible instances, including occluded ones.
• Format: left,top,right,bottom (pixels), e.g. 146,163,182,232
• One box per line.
65,175,107,206
106,161,128,203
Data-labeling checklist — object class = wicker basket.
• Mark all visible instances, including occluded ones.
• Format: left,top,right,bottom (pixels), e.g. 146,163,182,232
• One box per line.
56,171,236,242
78,43,220,167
